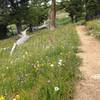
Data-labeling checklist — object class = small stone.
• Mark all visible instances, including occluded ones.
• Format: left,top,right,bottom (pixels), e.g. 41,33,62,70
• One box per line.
91,74,100,80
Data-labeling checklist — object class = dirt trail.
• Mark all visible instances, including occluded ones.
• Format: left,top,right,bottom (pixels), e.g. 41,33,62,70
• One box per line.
74,25,100,100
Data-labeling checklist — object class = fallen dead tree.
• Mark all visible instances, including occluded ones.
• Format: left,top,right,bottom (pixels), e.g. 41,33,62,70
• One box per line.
10,22,48,55
31,21,49,32
38,21,49,29
10,28,31,55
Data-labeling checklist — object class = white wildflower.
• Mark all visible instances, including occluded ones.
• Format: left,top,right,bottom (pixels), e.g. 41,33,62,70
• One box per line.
18,3,21,7
14,0,16,3
33,65,37,68
32,63,34,66
13,98,16,100
23,55,25,59
7,4,11,8
28,0,32,4
50,64,54,67
58,61,62,65
6,67,9,69
10,61,13,64
47,80,51,83
59,59,62,62
54,86,60,92
25,51,28,55
58,59,62,66
3,48,7,50
27,5,30,8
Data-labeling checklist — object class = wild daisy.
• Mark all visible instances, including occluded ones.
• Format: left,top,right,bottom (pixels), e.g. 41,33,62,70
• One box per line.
50,64,54,67
54,86,60,92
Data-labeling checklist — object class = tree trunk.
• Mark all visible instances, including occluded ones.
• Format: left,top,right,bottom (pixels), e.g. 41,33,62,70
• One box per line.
0,24,8,39
50,0,56,30
69,13,74,23
16,23,22,34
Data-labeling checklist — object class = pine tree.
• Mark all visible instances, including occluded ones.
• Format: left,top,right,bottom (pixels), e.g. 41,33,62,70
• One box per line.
65,0,84,22
84,0,100,20
0,0,9,38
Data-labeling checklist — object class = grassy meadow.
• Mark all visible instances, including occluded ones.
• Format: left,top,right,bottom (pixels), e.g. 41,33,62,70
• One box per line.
0,24,80,100
86,19,100,40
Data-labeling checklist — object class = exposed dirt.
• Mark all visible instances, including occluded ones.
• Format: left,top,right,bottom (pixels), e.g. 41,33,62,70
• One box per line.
74,25,100,100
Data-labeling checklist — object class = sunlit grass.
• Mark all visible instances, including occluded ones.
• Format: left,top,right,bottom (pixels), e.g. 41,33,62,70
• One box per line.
56,17,71,26
0,24,80,100
86,19,100,40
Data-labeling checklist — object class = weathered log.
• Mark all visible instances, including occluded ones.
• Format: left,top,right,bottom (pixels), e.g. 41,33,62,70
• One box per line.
10,28,30,55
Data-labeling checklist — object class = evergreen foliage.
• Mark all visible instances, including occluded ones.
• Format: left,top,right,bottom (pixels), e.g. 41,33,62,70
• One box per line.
84,0,100,20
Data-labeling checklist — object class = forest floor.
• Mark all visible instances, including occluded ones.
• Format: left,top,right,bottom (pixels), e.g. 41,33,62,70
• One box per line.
74,25,100,100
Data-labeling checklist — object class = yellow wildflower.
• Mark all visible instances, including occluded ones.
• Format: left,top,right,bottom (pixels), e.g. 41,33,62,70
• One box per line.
0,96,5,100
15,95,20,100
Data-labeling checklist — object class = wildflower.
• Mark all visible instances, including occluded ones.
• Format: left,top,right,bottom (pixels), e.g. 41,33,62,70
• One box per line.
12,98,16,100
58,59,62,66
32,63,34,66
37,64,40,67
28,0,32,5
59,59,62,63
10,61,13,64
60,52,63,55
33,64,37,68
47,80,51,83
0,96,5,100
27,5,30,8
25,51,28,55
3,48,6,50
14,0,16,3
6,67,9,69
58,61,62,65
54,87,60,92
23,55,25,59
15,95,20,100
50,64,54,67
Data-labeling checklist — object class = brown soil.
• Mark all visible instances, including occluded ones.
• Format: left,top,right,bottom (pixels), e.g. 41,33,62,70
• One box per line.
74,25,100,100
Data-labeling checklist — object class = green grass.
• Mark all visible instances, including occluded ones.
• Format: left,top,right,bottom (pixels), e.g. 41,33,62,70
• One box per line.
0,24,80,100
86,19,100,40
56,10,71,26
56,17,71,26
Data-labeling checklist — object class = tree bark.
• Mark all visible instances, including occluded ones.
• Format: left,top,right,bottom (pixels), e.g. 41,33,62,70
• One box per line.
69,13,74,23
50,0,56,30
16,23,22,34
0,24,8,39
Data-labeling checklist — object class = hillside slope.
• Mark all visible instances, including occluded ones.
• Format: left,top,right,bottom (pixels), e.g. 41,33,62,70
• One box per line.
0,24,80,100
